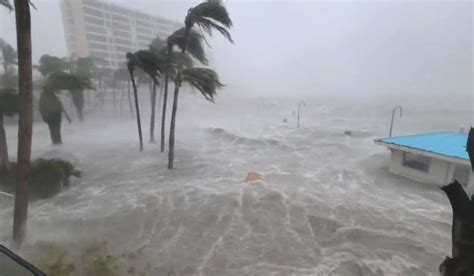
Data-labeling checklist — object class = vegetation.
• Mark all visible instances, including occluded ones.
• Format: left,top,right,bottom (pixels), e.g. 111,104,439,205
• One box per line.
165,0,233,169
0,159,81,199
0,0,234,248
40,71,92,144
38,55,96,122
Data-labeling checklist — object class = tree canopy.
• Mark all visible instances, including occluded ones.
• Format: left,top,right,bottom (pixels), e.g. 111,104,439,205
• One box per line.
184,0,233,43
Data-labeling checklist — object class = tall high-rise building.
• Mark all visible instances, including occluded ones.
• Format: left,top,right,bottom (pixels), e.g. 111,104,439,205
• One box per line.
60,0,181,69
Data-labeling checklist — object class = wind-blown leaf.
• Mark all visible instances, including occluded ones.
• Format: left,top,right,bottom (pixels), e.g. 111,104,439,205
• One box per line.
194,17,233,43
181,67,223,102
38,54,70,77
43,71,94,92
167,28,208,65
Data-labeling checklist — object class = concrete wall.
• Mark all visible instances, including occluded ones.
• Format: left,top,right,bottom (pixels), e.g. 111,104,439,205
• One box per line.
389,149,450,186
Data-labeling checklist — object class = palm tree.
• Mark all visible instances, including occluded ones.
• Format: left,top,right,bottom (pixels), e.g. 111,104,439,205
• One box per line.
0,88,18,171
126,50,161,150
40,71,92,145
2,0,34,247
126,53,144,151
154,28,207,153
183,0,233,51
168,68,223,169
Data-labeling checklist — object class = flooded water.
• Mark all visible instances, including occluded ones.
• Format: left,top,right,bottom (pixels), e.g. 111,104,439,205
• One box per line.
0,93,472,275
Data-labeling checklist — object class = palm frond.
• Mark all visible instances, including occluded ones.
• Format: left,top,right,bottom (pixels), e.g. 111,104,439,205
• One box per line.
43,71,94,92
167,28,208,65
74,56,97,77
0,0,13,11
0,88,18,116
38,54,70,77
133,50,162,84
186,1,233,30
0,39,17,67
149,36,166,53
126,52,141,70
172,52,194,69
181,68,224,102
195,17,233,43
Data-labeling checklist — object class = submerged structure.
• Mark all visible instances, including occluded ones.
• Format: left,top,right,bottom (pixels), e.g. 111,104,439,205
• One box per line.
375,131,473,192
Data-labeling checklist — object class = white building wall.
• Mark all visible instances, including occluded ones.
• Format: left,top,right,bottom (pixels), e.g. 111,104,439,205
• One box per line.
389,149,450,186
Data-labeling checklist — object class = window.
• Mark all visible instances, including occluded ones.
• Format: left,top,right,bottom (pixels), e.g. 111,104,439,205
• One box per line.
402,152,430,172
85,16,105,26
87,33,107,43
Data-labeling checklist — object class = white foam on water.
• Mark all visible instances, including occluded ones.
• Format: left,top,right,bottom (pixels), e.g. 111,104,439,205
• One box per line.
0,95,469,275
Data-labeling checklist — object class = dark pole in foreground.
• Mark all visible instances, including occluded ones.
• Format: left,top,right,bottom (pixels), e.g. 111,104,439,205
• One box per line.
13,0,33,247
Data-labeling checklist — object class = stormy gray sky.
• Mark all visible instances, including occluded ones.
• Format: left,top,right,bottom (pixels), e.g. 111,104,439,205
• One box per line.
0,0,472,99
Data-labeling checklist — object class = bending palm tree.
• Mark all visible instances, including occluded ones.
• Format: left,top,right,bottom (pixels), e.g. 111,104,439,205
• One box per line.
168,68,223,169
40,71,92,145
126,51,160,151
156,28,207,153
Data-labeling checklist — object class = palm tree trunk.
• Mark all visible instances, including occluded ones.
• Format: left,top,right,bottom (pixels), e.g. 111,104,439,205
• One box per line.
0,113,10,171
13,0,33,247
168,81,180,169
128,70,143,151
47,115,62,145
160,74,169,153
149,82,157,143
127,80,134,119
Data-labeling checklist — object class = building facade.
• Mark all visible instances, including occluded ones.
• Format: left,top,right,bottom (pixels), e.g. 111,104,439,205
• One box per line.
375,132,473,194
60,0,181,69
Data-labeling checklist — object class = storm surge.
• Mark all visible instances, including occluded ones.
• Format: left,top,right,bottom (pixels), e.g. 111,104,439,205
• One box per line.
0,96,467,275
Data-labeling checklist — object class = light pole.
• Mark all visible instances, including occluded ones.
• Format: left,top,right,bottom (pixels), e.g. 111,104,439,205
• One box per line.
389,106,403,138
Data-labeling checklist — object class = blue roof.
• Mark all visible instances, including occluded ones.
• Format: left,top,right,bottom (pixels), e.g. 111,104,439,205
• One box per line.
376,131,468,161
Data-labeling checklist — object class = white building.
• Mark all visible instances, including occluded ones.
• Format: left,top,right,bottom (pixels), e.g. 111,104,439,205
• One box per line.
375,131,473,192
60,0,181,69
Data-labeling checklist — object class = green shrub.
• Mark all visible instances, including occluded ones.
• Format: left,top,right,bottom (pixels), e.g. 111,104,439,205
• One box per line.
0,159,81,199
